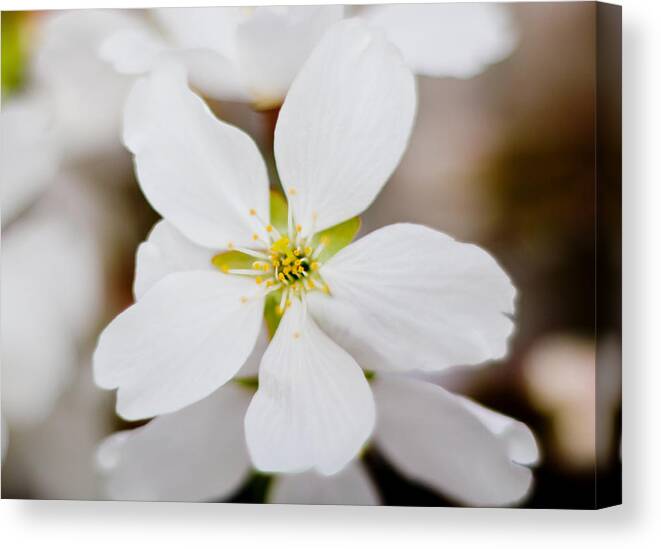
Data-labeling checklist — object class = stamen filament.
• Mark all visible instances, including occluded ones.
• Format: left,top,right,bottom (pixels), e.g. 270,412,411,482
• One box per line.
287,201,294,240
249,209,279,242
232,246,270,260
312,238,328,259
228,269,265,276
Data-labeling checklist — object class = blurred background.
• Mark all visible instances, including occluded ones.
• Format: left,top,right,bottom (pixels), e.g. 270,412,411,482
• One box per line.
0,3,621,508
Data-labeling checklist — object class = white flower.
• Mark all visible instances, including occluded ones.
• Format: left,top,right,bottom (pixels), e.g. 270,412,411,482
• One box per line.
100,5,344,108
94,20,516,475
32,9,138,159
523,335,620,469
100,4,516,107
1,87,104,431
1,206,102,428
96,371,537,506
360,3,517,79
0,98,60,224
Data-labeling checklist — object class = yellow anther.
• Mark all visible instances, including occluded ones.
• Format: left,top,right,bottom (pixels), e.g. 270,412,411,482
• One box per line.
249,208,257,216
275,305,283,315
286,299,292,308
322,284,330,295
266,225,273,233
295,224,302,233
220,264,229,273
252,233,259,241
255,277,263,284
311,262,319,271
304,247,312,256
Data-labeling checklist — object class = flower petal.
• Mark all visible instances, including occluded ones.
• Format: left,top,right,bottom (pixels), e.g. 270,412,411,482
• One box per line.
456,395,539,466
309,223,516,372
152,7,244,61
123,62,269,249
171,49,249,102
100,26,169,74
96,383,252,501
372,376,535,506
100,13,249,101
362,3,517,78
133,220,215,301
245,299,375,475
235,6,344,106
94,271,263,419
274,18,416,235
235,326,269,379
270,460,379,505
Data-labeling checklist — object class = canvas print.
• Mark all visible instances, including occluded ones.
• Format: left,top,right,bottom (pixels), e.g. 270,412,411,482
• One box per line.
1,3,621,508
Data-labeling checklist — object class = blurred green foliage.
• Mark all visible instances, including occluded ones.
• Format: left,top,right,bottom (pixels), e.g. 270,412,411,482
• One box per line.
1,12,29,99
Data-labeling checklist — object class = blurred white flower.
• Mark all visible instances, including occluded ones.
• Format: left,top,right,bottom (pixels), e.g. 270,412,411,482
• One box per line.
1,11,140,226
523,334,620,470
3,363,113,499
96,373,536,506
1,10,137,229
1,83,104,433
100,4,516,107
360,3,517,79
100,5,344,108
94,20,518,477
1,204,102,428
31,9,138,160
0,97,60,224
